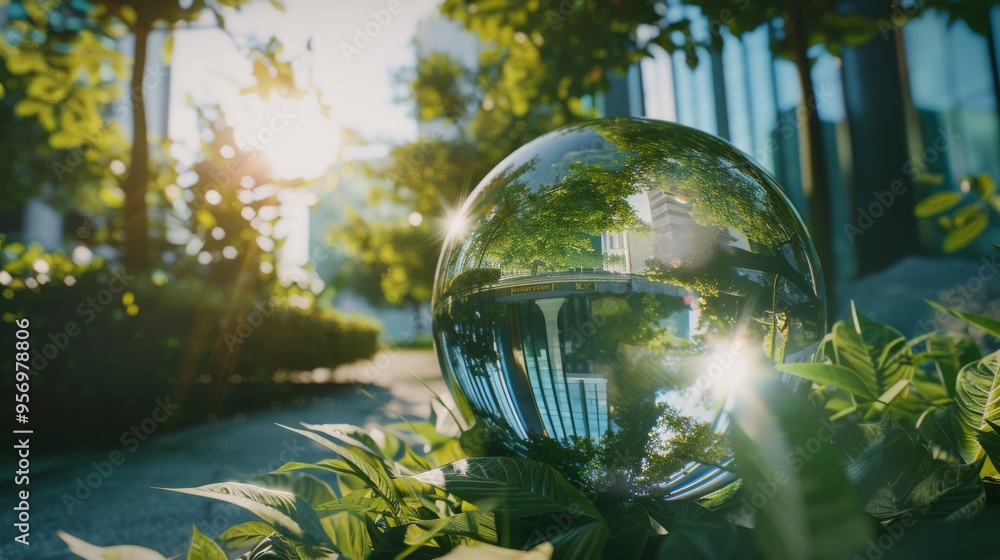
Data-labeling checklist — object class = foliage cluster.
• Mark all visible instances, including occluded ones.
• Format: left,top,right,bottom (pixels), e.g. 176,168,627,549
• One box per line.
58,270,1000,558
1,239,380,453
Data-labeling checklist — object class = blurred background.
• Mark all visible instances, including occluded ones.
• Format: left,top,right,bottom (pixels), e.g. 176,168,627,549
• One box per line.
1,0,999,556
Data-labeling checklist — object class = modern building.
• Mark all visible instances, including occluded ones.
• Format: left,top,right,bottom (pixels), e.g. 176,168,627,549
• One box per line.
602,5,1000,279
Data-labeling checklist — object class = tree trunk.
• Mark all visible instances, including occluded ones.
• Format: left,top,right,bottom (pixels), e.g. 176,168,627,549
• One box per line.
786,3,835,317
122,25,150,270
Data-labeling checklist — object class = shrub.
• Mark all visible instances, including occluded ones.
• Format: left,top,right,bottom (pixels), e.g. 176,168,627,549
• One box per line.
0,264,381,453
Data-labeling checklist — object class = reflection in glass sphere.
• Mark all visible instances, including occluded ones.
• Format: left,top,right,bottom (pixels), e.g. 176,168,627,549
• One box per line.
432,118,825,500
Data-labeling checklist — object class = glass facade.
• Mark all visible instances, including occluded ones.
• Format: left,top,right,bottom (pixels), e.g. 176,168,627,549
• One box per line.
623,6,1000,272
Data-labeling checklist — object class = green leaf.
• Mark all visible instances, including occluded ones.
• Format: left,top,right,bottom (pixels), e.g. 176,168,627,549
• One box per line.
600,502,663,560
321,511,372,560
943,211,988,253
278,423,406,516
914,191,962,217
187,526,226,560
57,532,167,560
407,457,603,521
921,333,982,396
158,482,331,547
881,508,1000,559
543,519,608,560
776,363,875,400
899,460,986,520
952,351,1000,464
926,300,1000,339
728,378,873,560
976,418,1000,474
315,488,387,515
656,518,761,560
401,511,499,552
218,521,276,549
438,542,554,559
829,304,914,401
254,471,337,509
974,173,996,197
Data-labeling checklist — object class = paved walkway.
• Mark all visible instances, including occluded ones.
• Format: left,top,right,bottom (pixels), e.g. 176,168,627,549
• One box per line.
1,350,446,560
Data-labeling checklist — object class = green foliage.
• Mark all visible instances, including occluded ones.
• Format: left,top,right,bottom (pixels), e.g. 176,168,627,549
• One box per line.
58,297,1000,558
1,0,309,266
0,0,129,213
0,261,380,453
728,379,872,560
914,174,998,253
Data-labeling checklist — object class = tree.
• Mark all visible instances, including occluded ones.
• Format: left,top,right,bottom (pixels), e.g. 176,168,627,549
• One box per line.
0,0,129,222
335,45,591,308
2,0,298,269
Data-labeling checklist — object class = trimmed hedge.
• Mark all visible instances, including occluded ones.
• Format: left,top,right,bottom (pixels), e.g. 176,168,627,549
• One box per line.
1,267,381,453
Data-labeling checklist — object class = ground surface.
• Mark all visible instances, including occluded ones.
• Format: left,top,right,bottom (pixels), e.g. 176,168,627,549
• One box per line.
4,256,1000,559
1,350,445,560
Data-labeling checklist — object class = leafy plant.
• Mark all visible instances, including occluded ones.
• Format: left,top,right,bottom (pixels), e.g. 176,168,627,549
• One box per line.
59,300,1000,558
914,174,998,253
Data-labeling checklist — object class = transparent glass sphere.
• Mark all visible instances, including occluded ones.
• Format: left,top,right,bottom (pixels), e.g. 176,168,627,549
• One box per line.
432,118,825,500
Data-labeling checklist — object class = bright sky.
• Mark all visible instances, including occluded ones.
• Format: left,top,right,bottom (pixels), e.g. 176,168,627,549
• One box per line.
167,0,441,179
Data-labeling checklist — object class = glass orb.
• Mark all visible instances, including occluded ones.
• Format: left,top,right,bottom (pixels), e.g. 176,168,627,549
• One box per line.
432,118,825,500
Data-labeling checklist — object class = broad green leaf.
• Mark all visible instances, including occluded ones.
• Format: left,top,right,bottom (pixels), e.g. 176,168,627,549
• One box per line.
728,378,872,560
926,300,1000,339
218,521,275,549
315,488,388,516
254,471,337,509
881,508,1000,559
952,351,1000,464
57,532,166,560
656,518,761,560
438,542,553,559
408,457,603,521
542,519,608,560
914,191,962,217
916,407,963,463
976,418,1000,475
321,511,372,560
899,460,985,520
829,304,914,401
158,482,331,547
187,526,226,560
921,333,981,396
278,423,406,516
274,458,365,495
601,500,672,559
974,173,997,197
776,363,874,400
943,212,988,253
402,511,499,550
842,418,924,504
303,423,386,458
